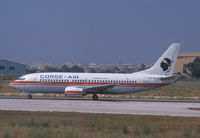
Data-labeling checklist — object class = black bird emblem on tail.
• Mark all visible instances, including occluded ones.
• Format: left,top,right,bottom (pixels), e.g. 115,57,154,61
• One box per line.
160,58,172,71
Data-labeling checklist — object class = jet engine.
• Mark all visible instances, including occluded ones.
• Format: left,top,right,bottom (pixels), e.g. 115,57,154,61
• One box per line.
65,87,86,97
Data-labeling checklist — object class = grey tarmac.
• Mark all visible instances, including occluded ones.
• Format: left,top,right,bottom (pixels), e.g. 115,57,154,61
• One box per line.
0,98,200,117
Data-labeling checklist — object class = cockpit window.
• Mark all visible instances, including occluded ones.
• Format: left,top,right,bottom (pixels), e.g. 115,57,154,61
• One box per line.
17,77,25,80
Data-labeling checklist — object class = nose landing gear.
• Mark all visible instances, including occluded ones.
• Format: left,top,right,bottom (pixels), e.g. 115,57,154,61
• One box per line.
28,95,32,99
22,92,32,99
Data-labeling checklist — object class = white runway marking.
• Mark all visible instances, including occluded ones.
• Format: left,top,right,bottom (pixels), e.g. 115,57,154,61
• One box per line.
0,98,200,117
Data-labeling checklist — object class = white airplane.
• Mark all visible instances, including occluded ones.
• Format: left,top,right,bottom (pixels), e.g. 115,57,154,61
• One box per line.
9,43,181,100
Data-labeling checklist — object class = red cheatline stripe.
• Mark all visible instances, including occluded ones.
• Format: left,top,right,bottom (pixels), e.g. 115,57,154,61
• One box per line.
66,91,82,94
67,93,82,94
67,94,82,96
10,81,169,87
67,94,83,96
66,92,82,95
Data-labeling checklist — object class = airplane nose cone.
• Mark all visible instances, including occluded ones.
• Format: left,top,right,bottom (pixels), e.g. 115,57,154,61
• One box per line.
9,81,13,86
9,81,16,88
9,81,23,91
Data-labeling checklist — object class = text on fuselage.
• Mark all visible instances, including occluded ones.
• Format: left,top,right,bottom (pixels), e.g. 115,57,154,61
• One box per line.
40,75,79,79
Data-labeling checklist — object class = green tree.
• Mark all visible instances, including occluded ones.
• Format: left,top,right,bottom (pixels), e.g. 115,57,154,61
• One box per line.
187,58,200,78
139,63,146,71
113,67,120,73
43,66,59,72
88,68,96,73
70,65,84,72
102,69,115,73
26,68,37,73
61,65,70,72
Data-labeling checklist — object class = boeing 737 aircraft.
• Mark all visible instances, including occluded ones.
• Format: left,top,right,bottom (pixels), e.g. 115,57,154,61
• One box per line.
9,43,181,100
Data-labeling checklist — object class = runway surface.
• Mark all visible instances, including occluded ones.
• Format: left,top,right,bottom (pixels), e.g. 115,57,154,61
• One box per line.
0,98,200,117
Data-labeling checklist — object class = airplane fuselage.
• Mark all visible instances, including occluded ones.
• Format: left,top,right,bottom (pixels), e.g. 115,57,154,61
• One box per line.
9,72,171,94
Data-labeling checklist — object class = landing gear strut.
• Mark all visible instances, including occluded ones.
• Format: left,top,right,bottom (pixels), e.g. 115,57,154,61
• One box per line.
28,95,32,99
92,94,98,100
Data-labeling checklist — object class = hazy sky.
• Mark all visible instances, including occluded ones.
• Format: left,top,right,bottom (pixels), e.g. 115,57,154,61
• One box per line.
0,0,200,64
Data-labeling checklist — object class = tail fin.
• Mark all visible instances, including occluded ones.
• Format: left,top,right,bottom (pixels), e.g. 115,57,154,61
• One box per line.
143,43,180,76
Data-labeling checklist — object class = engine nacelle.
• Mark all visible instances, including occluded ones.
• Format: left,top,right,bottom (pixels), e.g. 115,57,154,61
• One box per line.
65,87,86,97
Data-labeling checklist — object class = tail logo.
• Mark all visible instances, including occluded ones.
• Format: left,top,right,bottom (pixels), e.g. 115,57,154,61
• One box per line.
160,58,172,72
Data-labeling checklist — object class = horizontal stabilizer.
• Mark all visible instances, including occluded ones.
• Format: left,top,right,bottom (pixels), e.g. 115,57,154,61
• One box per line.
160,73,182,81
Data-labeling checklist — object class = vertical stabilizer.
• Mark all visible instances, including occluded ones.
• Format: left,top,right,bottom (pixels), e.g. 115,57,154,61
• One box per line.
142,43,180,76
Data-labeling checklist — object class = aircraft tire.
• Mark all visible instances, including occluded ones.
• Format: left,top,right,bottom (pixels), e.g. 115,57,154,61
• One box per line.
28,95,32,99
93,94,98,100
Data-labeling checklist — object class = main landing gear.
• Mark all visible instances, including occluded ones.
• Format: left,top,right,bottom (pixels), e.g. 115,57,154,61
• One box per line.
28,95,32,99
92,94,98,100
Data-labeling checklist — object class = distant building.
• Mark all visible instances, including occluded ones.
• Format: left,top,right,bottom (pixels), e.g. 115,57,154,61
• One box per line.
0,59,26,74
174,53,200,74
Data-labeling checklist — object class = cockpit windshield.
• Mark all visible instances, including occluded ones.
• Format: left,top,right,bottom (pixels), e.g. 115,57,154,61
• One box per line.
17,77,25,80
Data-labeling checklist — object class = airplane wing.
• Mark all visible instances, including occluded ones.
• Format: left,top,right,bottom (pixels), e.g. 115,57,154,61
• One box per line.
84,84,116,93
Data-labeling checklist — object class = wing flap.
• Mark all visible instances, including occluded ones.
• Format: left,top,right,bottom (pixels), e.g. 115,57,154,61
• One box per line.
84,84,116,93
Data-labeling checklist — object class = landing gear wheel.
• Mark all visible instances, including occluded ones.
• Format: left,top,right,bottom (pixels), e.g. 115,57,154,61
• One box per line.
28,95,32,99
92,94,98,100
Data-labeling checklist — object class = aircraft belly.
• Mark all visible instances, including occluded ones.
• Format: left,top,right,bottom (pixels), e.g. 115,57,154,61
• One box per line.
103,87,155,94
23,85,66,93
23,85,156,94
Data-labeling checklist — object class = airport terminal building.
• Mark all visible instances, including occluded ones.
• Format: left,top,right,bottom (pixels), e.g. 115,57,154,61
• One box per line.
0,59,26,74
